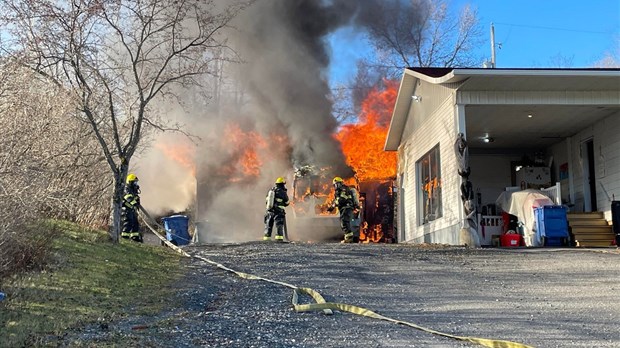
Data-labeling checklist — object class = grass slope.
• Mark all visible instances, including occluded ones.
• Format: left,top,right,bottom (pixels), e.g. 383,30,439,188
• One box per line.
0,220,184,347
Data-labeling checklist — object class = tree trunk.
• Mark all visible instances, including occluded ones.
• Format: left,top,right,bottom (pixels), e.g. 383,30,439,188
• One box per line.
109,166,128,243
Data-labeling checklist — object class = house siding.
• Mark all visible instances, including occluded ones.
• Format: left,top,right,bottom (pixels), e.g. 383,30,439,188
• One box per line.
568,111,620,221
398,82,462,244
401,82,456,141
390,70,619,245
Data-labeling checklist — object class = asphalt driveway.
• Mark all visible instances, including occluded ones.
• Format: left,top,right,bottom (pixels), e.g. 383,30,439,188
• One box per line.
63,242,620,347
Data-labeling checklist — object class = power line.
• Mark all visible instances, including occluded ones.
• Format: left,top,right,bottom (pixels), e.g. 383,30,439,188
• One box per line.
494,22,614,35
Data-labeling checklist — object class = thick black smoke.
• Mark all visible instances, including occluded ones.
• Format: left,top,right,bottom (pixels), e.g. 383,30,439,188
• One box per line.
142,0,427,242
227,0,363,176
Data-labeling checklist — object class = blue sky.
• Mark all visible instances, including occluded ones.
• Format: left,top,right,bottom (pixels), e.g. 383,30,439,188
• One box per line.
328,0,620,84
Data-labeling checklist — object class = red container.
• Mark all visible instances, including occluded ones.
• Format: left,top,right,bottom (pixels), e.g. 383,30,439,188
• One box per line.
500,233,521,247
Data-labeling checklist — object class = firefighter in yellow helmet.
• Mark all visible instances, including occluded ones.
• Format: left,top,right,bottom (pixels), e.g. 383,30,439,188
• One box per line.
263,177,289,242
327,177,359,243
121,173,143,242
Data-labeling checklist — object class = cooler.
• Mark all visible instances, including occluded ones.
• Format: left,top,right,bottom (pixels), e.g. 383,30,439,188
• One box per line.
534,205,569,246
162,215,191,246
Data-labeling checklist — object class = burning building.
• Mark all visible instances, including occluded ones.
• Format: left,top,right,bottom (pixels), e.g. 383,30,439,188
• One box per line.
335,80,399,243
134,1,400,243
281,81,399,243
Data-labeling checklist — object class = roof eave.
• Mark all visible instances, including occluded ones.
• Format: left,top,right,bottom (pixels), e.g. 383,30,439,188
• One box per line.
408,68,620,85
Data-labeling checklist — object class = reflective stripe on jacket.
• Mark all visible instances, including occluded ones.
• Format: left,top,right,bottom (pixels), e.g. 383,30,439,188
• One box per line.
123,193,139,209
333,186,355,209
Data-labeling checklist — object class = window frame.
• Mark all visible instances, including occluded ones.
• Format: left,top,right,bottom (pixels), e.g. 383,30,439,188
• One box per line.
416,144,442,225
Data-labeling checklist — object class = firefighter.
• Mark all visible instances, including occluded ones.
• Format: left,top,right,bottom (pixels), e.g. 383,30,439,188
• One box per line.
263,177,289,242
327,177,359,243
121,173,143,242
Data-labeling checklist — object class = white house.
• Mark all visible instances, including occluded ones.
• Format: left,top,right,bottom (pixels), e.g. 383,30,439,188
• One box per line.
385,68,620,246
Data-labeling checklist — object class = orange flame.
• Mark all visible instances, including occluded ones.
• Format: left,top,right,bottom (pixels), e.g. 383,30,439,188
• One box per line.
335,80,398,181
360,223,384,243
218,123,290,183
219,123,267,182
156,139,196,177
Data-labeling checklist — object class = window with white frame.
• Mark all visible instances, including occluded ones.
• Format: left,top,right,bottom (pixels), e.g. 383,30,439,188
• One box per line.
417,145,442,224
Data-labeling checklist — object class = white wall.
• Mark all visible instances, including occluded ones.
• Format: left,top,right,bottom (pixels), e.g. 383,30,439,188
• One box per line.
549,139,570,203
469,154,521,208
568,110,620,221
398,84,462,244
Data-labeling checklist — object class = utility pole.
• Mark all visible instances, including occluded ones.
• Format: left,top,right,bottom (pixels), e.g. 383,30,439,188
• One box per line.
490,23,496,68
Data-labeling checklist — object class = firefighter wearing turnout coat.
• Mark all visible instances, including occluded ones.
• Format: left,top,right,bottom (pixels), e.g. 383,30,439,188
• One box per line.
328,177,360,243
121,173,143,242
263,177,290,242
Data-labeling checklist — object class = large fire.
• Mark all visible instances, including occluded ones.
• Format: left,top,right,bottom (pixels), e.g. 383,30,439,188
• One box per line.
157,122,288,186
157,81,399,244
335,80,398,181
335,81,398,243
291,81,398,243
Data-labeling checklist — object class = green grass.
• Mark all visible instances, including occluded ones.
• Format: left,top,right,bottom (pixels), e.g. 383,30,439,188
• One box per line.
0,220,184,347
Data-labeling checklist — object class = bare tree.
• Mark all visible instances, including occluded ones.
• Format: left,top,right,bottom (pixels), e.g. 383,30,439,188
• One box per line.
329,0,483,116
0,60,113,276
360,0,483,75
548,53,575,68
0,0,250,242
0,62,110,224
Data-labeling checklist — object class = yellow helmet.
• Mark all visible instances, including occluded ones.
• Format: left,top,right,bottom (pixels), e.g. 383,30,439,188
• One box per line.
126,173,138,184
333,177,344,184
275,177,286,184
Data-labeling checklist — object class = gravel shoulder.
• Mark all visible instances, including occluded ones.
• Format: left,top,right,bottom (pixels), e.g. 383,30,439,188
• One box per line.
62,243,620,348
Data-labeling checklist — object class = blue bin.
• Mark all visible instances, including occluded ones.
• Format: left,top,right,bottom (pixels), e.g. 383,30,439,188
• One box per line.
161,215,191,246
534,205,569,246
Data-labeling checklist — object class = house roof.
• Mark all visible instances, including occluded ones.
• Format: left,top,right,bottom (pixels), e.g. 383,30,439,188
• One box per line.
406,67,620,85
385,67,620,151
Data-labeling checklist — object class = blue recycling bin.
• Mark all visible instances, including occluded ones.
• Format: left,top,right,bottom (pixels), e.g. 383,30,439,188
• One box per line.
161,215,191,246
534,205,569,246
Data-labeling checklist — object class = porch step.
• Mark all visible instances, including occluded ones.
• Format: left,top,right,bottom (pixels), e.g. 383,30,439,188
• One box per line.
567,212,605,220
568,219,609,226
567,212,615,248
575,240,615,247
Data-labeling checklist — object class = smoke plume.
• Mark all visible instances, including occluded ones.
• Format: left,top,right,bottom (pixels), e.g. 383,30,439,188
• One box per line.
135,0,416,243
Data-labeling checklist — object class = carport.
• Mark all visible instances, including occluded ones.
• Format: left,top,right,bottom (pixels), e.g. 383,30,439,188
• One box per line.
386,67,620,245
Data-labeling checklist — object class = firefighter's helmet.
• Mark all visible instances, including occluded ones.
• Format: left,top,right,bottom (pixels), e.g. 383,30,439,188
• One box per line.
126,173,138,184
275,177,286,184
332,177,344,184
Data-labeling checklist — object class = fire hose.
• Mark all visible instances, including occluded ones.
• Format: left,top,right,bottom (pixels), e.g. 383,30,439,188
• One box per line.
137,207,532,348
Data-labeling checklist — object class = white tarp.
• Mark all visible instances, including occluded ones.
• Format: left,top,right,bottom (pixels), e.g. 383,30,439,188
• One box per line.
496,189,554,246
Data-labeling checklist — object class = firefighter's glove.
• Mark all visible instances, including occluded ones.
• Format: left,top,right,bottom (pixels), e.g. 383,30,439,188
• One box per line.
327,205,335,213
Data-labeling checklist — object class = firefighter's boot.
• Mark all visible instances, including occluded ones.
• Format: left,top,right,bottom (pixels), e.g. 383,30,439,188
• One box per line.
343,232,354,243
275,226,285,242
263,228,272,241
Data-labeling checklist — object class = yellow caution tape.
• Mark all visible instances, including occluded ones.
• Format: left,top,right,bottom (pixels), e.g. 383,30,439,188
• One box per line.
140,212,532,348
